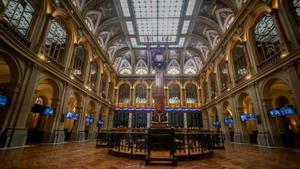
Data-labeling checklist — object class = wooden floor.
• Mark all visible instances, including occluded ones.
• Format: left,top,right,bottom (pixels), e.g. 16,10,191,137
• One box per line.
0,142,299,169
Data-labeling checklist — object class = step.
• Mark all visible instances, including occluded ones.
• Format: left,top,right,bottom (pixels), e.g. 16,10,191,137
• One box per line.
145,157,177,166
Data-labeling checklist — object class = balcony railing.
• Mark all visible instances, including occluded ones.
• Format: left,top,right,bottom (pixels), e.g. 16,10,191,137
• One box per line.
257,51,281,70
0,18,31,47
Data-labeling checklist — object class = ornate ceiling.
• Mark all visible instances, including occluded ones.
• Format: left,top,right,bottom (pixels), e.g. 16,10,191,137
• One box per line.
71,0,246,76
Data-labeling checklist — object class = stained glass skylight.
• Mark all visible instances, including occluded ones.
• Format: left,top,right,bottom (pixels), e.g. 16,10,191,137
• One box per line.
131,0,184,44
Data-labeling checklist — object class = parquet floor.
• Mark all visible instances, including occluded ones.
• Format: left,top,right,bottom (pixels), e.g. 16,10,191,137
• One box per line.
0,141,299,169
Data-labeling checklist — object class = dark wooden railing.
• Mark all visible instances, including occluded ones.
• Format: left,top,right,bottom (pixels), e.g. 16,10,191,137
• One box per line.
96,129,225,160
0,18,31,47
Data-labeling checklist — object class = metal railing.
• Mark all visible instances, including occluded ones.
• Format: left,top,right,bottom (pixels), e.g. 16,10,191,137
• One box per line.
96,129,225,159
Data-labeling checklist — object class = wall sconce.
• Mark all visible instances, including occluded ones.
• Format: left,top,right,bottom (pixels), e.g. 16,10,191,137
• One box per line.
280,51,288,58
38,53,46,60
246,74,251,79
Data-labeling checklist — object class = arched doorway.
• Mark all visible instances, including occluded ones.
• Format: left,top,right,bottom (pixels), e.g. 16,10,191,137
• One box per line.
263,78,299,148
222,102,234,142
238,93,258,144
26,79,58,144
64,93,81,141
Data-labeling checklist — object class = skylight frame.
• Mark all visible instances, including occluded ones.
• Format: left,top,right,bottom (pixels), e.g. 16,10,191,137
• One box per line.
130,0,186,44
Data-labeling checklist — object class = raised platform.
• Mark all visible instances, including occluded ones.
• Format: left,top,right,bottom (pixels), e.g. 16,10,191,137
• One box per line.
96,128,224,164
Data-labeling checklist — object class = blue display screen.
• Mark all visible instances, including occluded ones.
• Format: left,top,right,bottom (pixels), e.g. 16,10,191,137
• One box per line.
213,121,221,126
97,120,104,126
86,117,94,124
0,96,8,106
43,107,54,116
268,105,297,117
72,114,80,120
66,112,74,119
224,117,233,125
241,114,256,122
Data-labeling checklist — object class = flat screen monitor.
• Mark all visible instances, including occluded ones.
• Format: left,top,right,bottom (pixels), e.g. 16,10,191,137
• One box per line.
240,114,248,122
213,121,220,126
86,117,94,124
43,107,54,116
241,114,255,122
0,96,8,106
279,105,296,116
268,108,281,117
97,120,104,126
268,105,297,117
66,112,74,119
224,117,233,125
248,113,256,120
72,114,80,120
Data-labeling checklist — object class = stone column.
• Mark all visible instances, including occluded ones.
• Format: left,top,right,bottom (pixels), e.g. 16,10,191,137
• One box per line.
6,63,39,147
271,9,292,55
42,97,65,143
233,107,250,143
183,112,187,128
181,87,185,107
147,88,151,107
202,111,209,131
130,88,134,106
260,98,283,146
71,106,85,141
128,111,132,128
147,111,151,128
34,14,52,53
0,82,22,147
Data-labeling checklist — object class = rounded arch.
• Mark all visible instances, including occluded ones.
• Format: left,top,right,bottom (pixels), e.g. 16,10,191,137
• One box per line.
242,3,272,43
183,80,199,89
133,80,149,89
34,76,61,99
52,8,78,44
0,50,22,84
167,80,183,89
117,80,132,88
261,76,292,99
77,37,93,61
261,77,296,108
225,34,243,61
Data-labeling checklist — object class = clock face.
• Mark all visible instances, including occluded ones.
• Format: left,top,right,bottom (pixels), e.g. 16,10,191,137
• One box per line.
155,54,163,62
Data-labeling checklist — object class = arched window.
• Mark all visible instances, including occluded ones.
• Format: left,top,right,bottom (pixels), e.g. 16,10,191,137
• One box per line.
210,73,217,98
169,84,180,104
118,84,130,103
3,0,35,37
186,84,197,104
73,45,87,80
233,43,248,81
135,84,147,104
254,14,280,64
44,18,67,65
219,60,229,91
89,61,98,89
